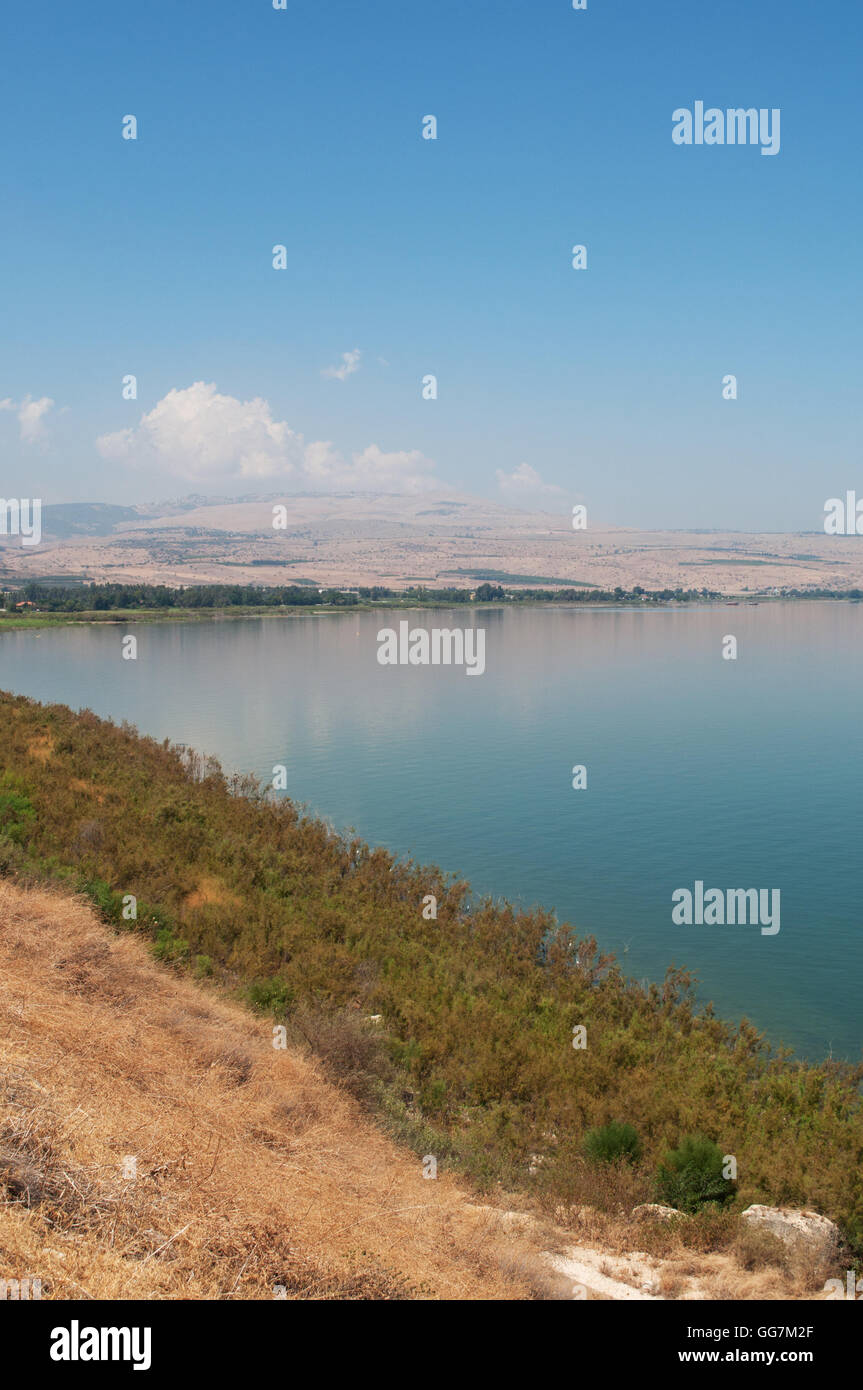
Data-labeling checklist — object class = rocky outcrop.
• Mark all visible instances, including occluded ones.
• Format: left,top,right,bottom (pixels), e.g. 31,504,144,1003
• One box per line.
740,1205,840,1262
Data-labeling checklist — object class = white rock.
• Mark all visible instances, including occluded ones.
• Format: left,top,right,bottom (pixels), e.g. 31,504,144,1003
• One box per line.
632,1203,683,1222
740,1205,840,1261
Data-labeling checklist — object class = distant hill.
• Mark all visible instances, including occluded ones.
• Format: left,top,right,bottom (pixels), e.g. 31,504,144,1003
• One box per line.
38,502,143,538
7,492,861,594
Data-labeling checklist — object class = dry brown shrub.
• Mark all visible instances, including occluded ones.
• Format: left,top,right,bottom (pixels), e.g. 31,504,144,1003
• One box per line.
536,1154,653,1217
734,1225,790,1272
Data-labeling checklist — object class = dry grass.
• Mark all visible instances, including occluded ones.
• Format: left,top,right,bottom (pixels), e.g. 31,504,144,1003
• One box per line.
25,733,53,763
0,880,551,1300
0,879,843,1302
548,1202,836,1300
182,876,242,913
534,1154,653,1215
68,778,104,803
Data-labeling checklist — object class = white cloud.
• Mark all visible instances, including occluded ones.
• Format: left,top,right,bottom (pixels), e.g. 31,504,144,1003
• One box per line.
495,462,564,497
96,381,436,493
97,382,303,482
321,348,361,381
345,444,436,493
0,394,55,442
287,440,436,493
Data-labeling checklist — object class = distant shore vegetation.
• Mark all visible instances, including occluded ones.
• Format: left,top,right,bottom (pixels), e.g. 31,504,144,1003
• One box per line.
1,579,859,629
2,579,721,615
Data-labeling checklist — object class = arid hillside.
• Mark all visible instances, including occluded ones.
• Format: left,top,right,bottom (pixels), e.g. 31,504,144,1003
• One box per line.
0,879,555,1300
0,878,848,1302
2,492,860,594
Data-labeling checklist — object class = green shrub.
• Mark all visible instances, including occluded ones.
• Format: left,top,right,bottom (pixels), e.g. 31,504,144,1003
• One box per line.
247,976,294,1014
583,1121,642,1165
78,875,123,921
0,834,25,875
151,926,190,963
419,1078,448,1116
656,1134,735,1213
0,788,35,843
839,1215,863,1263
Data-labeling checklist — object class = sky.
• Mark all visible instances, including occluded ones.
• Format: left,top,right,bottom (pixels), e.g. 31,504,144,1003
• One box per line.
1,0,860,530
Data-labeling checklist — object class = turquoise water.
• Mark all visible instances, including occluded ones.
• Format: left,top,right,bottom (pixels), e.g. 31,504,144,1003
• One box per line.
2,603,860,1061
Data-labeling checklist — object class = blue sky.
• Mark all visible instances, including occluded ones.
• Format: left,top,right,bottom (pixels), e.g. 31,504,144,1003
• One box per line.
1,0,860,528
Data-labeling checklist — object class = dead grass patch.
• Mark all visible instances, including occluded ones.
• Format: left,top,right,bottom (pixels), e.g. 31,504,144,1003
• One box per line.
0,879,546,1300
183,876,242,912
25,733,53,763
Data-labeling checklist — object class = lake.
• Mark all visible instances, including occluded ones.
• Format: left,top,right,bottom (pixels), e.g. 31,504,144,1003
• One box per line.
1,603,860,1061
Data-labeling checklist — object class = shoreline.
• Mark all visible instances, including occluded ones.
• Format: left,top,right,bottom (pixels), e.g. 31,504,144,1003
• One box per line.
0,593,857,632
2,686,861,1248
0,653,856,1066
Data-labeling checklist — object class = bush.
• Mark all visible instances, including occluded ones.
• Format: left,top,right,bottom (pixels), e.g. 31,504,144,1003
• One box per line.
583,1121,641,1165
839,1215,863,1263
247,977,294,1014
0,788,35,843
0,834,25,876
676,1207,737,1253
419,1078,448,1117
656,1134,735,1214
537,1152,652,1216
734,1225,789,1271
151,926,190,963
291,1006,392,1103
78,875,123,921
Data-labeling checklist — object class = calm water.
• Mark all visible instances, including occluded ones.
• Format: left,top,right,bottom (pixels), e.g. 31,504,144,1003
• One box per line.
2,604,860,1062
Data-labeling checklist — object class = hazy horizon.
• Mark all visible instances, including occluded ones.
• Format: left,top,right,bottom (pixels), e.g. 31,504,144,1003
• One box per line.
17,488,863,538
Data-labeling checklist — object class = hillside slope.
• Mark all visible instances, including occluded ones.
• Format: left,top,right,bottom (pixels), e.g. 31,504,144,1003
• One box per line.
2,691,861,1258
0,880,553,1300
1,879,844,1301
